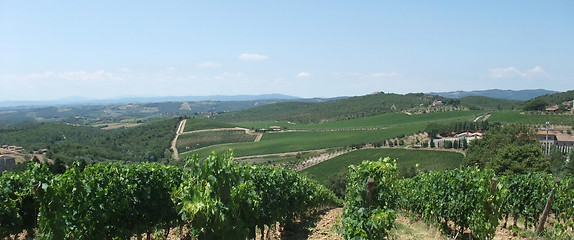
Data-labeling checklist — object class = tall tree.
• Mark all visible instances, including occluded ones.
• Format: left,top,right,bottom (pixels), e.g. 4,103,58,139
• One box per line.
466,123,549,175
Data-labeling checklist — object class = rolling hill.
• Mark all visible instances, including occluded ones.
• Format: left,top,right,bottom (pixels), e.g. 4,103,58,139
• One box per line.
213,92,452,123
430,89,557,101
458,96,523,110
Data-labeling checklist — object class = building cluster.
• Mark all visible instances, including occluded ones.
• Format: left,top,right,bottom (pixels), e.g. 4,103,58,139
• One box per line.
545,100,574,113
257,126,281,133
433,132,483,147
536,131,574,153
430,100,443,107
1,145,24,152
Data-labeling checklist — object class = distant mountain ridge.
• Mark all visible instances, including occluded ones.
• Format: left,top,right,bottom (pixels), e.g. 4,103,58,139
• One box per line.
0,94,302,108
429,89,558,101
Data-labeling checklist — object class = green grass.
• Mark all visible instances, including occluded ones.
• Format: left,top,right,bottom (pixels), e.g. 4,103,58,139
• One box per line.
184,118,237,131
489,111,574,126
299,148,465,185
176,130,257,152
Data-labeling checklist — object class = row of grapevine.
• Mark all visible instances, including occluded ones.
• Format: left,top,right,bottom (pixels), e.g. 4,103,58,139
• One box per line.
0,164,52,238
341,157,399,239
499,173,574,236
397,168,501,239
0,151,341,239
554,176,574,238
38,162,183,239
174,151,341,239
499,173,555,230
396,169,574,239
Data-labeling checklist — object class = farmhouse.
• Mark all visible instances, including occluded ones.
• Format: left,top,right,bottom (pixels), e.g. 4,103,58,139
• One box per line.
431,100,443,107
3,145,24,151
0,155,16,174
269,126,281,131
536,131,574,153
545,105,559,112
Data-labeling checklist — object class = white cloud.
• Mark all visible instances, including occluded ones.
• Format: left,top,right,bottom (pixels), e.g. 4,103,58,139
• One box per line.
297,72,311,78
526,65,546,75
195,61,223,68
238,53,268,61
489,65,548,79
370,72,402,78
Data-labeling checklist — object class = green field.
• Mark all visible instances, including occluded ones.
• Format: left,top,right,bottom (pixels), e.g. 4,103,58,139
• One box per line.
489,111,574,126
236,111,486,130
184,118,237,131
299,148,465,185
177,130,257,153
182,127,417,158
182,111,484,159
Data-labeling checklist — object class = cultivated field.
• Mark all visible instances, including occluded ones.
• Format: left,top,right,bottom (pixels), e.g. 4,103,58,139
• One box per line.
489,110,574,126
176,130,257,153
182,110,484,159
299,148,465,185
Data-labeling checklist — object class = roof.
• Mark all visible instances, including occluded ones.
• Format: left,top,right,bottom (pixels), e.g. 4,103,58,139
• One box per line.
536,131,556,136
556,133,574,142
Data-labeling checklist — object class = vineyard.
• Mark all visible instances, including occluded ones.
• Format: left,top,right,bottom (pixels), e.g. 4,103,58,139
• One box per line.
0,151,340,239
342,158,574,239
2,150,574,239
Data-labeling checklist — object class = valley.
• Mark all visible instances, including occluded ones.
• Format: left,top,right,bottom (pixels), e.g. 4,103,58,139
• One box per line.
1,90,573,239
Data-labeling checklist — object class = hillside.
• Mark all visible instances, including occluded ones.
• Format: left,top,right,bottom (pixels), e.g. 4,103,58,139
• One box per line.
212,92,527,124
0,118,180,164
430,89,557,100
0,99,305,126
213,92,452,123
523,90,574,110
459,96,523,110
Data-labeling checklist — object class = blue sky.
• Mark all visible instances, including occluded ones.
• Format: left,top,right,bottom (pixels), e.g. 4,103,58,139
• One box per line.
1,1,572,101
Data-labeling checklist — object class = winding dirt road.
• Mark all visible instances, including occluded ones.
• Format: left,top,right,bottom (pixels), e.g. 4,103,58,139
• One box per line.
171,119,187,160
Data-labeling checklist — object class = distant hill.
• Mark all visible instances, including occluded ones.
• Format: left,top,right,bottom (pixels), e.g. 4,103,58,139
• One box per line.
523,90,574,111
0,94,302,108
213,92,448,123
429,89,557,101
458,96,523,110
525,90,574,105
0,99,313,126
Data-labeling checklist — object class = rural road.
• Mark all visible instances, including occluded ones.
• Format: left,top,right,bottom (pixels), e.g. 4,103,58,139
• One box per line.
171,121,263,160
171,119,187,160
